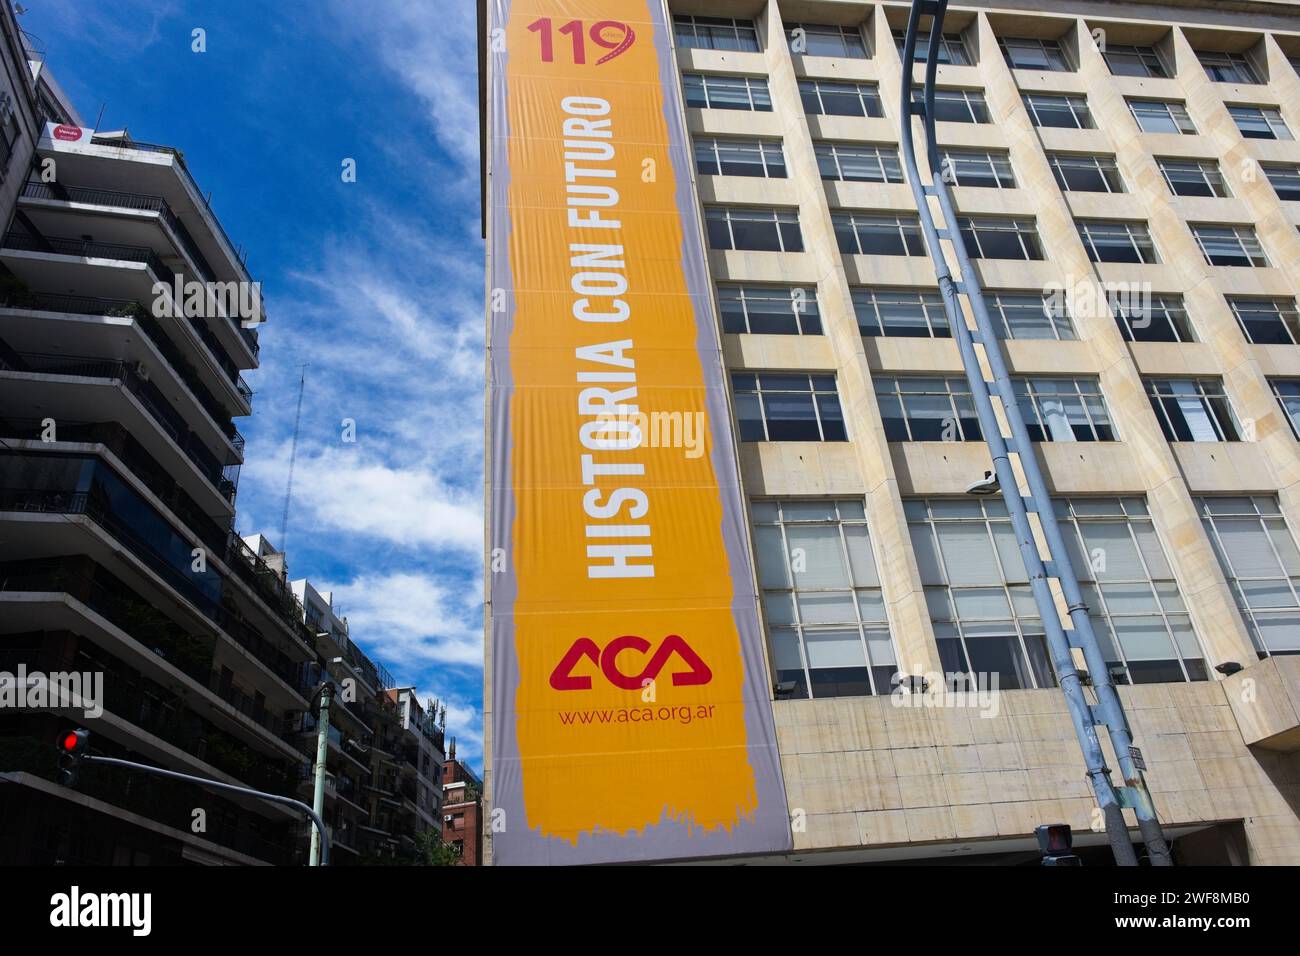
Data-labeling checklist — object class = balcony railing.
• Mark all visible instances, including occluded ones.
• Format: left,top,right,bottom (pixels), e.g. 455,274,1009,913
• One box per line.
2,230,260,360
0,347,241,495
87,135,255,285
0,557,301,740
20,180,220,284
0,733,298,864
0,460,314,669
224,534,319,650
2,291,251,426
3,229,171,278
0,418,233,544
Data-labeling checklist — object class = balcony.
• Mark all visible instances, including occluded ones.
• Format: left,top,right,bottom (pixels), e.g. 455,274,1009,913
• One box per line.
0,418,233,546
3,228,170,277
0,557,304,739
20,181,220,284
1,290,252,413
0,641,302,797
0,230,258,361
0,454,316,664
0,345,241,499
86,135,255,286
0,734,296,865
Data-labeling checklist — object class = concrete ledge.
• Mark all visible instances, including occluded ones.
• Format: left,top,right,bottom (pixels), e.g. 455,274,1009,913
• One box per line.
1223,655,1300,752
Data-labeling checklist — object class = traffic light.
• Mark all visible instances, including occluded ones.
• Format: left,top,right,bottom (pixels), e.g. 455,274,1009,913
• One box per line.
56,728,90,786
1035,823,1082,866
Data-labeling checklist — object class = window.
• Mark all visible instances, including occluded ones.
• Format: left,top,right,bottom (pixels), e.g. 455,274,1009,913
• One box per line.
833,212,925,256
1196,496,1300,657
733,373,846,441
800,79,884,117
705,207,803,252
1047,153,1125,193
1103,43,1169,78
1145,378,1240,442
941,148,1016,188
1198,50,1261,84
752,499,897,699
1157,158,1230,198
853,288,948,338
1022,93,1093,129
1076,220,1159,264
695,137,786,178
1227,297,1300,345
683,73,773,111
1015,378,1116,442
815,142,903,183
673,15,760,52
1271,379,1300,438
1228,104,1292,140
1263,163,1300,201
893,30,970,65
921,88,991,124
958,217,1044,260
787,22,867,59
1114,295,1195,343
876,377,982,442
718,285,821,335
999,36,1072,71
1190,224,1268,267
909,497,1203,686
1128,99,1196,135
988,292,1075,340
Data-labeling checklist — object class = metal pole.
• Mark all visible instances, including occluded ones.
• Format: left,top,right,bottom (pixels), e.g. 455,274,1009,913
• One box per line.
898,0,1171,866
82,755,329,866
309,682,334,867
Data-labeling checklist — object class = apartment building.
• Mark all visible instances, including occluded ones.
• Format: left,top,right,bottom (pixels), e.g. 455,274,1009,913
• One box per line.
289,578,447,864
441,740,483,865
482,0,1300,864
0,18,324,864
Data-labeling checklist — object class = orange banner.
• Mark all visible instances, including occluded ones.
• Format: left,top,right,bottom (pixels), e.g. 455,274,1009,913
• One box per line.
486,0,790,864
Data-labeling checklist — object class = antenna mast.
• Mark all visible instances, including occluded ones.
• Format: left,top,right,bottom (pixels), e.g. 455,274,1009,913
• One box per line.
281,364,309,550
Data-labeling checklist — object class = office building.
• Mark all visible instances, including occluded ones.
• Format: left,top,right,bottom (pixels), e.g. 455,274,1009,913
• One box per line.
482,0,1300,864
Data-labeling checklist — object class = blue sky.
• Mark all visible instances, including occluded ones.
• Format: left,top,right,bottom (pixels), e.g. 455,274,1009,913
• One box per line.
23,1,487,767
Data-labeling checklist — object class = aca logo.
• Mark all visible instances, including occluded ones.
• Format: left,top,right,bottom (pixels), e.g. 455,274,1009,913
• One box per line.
550,635,712,691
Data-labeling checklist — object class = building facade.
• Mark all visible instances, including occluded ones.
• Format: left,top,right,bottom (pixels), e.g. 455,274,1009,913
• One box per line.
289,576,447,864
482,0,1300,864
0,24,325,863
441,740,483,865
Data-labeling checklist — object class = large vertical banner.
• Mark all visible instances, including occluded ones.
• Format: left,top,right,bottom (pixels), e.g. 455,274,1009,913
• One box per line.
486,0,791,864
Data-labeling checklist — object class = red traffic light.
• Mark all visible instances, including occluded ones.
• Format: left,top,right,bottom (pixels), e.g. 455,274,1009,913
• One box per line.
58,728,89,754
56,729,90,787
1035,823,1073,855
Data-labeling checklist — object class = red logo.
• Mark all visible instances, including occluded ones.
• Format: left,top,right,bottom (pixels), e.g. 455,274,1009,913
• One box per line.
52,124,83,142
550,635,712,691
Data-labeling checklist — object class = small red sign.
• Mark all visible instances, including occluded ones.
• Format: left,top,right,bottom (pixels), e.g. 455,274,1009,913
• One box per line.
52,124,83,142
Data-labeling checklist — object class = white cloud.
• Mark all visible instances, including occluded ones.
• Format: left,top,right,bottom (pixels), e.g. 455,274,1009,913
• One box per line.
328,0,481,170
244,445,482,554
327,571,482,670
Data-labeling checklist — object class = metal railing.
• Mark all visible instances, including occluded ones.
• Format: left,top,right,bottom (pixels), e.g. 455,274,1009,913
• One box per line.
88,134,254,286
0,290,253,403
2,227,260,360
21,180,221,285
2,229,170,277
0,418,233,543
0,347,240,491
